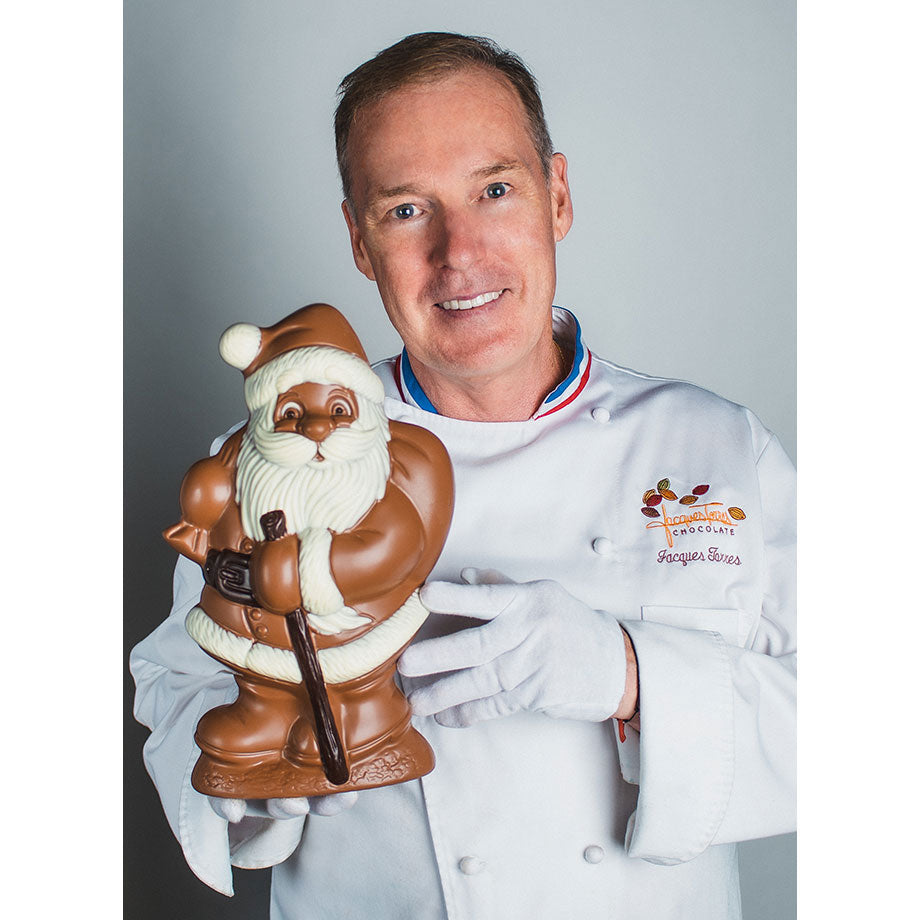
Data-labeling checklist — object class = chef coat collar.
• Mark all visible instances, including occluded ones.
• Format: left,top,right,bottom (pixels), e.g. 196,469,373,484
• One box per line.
394,307,592,420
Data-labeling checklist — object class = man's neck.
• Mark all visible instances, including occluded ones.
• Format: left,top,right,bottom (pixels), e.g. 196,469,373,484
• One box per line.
406,336,570,422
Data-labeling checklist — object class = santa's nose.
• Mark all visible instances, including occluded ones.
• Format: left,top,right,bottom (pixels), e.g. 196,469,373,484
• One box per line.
298,415,333,443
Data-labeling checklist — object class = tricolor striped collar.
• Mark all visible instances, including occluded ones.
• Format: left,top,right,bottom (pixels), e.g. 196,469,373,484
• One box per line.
393,307,592,420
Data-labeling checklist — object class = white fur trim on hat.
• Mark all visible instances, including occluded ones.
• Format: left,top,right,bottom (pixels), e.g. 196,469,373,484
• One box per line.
219,323,263,370
244,345,385,410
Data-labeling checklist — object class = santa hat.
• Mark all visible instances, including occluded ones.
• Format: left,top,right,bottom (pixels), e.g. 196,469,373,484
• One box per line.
219,303,385,411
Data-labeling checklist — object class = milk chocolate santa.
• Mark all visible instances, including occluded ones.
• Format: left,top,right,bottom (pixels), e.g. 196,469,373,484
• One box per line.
164,303,454,798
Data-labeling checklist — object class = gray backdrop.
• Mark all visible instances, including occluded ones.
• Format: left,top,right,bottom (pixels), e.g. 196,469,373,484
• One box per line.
124,1,795,917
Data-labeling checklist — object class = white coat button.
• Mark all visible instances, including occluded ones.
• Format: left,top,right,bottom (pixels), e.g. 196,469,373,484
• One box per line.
583,845,605,864
592,537,614,555
458,856,485,875
591,406,611,423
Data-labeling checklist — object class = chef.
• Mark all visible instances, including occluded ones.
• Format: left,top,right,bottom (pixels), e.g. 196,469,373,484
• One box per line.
132,31,795,919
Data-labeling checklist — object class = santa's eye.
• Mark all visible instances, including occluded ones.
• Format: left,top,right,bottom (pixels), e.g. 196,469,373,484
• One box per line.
330,401,353,417
278,401,302,420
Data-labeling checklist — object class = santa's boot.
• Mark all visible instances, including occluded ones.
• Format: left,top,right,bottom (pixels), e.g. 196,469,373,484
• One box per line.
193,671,304,792
283,656,434,791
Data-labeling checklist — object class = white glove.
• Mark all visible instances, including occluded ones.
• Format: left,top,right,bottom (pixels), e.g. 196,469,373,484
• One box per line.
208,791,358,823
398,573,628,727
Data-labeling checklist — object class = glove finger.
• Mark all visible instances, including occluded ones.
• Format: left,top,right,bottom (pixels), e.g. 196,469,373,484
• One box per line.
208,796,247,824
407,664,504,717
420,581,519,619
266,797,312,819
399,617,519,677
460,567,517,586
308,791,359,816
434,692,523,728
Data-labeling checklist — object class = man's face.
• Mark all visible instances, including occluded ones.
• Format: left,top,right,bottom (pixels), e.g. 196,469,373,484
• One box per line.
342,68,573,386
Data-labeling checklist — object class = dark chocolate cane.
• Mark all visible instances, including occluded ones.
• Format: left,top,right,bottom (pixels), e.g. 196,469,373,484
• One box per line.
260,510,350,786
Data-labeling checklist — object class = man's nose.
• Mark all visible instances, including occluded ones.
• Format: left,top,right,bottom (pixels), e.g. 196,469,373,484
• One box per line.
432,208,484,270
298,415,333,443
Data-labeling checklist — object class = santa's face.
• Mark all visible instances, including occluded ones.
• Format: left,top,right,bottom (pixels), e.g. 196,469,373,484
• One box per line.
237,377,391,540
272,382,357,462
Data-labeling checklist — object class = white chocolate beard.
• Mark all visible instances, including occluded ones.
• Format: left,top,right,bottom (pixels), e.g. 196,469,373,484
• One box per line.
236,399,391,540
235,400,391,635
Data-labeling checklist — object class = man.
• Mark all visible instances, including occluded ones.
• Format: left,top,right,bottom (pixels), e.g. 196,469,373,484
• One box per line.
132,32,795,919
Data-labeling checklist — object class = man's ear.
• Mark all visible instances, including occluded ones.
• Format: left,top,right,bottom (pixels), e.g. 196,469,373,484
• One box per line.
548,153,574,243
341,200,376,281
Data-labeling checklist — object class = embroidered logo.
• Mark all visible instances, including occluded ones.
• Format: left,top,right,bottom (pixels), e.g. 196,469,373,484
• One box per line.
640,477,746,549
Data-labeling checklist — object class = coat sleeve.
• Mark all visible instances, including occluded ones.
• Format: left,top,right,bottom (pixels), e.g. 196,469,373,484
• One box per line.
129,423,306,895
617,424,796,865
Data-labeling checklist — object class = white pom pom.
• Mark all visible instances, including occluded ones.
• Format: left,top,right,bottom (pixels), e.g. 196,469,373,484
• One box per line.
219,322,262,370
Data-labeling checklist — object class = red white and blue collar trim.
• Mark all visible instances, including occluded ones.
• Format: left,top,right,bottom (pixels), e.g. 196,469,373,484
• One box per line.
392,307,592,420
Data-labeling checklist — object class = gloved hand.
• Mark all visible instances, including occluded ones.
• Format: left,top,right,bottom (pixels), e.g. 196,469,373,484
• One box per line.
398,572,629,727
208,791,358,823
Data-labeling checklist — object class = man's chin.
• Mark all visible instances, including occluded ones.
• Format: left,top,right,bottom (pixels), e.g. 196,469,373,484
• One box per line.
426,338,525,381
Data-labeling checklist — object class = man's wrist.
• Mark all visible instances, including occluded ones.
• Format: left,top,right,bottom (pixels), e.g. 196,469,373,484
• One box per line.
613,625,639,720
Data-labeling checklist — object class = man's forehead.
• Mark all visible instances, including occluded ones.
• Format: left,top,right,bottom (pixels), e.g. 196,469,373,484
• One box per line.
346,70,538,202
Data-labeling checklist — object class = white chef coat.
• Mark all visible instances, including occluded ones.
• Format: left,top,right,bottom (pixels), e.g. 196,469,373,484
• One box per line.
131,308,795,919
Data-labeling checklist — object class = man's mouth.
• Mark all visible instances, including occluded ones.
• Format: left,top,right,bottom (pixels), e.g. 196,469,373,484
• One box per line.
436,290,503,311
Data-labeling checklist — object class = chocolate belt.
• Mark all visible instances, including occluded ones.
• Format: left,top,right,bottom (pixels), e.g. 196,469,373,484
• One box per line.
203,547,256,605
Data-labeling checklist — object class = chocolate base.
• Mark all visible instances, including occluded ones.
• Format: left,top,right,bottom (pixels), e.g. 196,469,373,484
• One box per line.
193,721,434,798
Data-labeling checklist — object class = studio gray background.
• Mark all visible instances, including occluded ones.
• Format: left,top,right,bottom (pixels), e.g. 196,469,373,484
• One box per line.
125,1,795,917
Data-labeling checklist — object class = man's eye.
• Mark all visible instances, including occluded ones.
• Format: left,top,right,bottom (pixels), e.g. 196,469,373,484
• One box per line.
485,182,508,199
393,204,417,220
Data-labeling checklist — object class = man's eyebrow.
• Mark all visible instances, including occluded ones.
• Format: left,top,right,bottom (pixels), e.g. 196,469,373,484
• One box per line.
470,161,526,180
369,183,419,205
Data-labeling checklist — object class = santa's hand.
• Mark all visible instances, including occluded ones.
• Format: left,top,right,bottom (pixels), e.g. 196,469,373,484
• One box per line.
398,576,628,727
249,534,302,615
208,792,358,823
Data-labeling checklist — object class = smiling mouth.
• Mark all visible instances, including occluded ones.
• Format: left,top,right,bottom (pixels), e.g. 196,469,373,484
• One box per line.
436,290,503,311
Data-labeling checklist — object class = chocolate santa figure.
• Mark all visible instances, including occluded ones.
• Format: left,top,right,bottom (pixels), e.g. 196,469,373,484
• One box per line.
164,304,454,798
